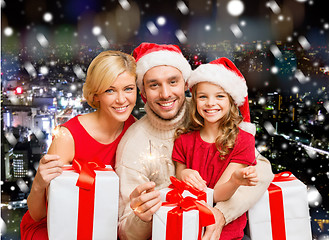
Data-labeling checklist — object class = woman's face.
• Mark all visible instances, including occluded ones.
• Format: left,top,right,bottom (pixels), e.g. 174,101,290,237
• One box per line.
94,71,137,123
195,82,230,126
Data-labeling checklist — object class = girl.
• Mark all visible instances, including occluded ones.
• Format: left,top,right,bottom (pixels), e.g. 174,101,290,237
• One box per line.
172,57,258,240
21,50,137,240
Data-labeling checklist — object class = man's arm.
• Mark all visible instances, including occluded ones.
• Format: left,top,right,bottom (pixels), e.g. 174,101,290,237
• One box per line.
115,124,161,240
115,165,161,240
214,151,274,224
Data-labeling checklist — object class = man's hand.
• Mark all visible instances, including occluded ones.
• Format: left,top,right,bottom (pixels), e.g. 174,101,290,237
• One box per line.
202,206,225,240
129,181,161,222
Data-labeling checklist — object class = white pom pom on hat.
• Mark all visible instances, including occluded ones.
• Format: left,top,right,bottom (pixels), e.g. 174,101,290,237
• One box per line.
133,43,192,92
188,57,256,136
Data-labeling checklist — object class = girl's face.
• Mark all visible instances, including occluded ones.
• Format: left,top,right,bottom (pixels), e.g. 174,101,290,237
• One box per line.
195,82,230,126
94,71,137,123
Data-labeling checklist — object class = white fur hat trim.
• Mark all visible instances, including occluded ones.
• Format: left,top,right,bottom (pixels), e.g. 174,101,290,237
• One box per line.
239,121,256,136
136,50,192,91
188,63,247,106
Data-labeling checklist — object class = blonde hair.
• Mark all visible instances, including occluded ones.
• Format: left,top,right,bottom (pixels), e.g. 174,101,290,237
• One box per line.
175,84,243,158
83,50,136,108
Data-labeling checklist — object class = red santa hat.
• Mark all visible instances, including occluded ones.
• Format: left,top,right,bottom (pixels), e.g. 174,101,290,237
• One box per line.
133,43,192,92
188,57,256,136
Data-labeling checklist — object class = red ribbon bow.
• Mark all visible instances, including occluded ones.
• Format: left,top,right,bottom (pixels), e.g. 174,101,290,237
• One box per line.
63,158,112,240
162,176,215,240
272,171,297,182
268,171,297,240
166,176,208,203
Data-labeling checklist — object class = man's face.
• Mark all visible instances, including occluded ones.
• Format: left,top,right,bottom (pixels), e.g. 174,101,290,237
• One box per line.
142,65,187,120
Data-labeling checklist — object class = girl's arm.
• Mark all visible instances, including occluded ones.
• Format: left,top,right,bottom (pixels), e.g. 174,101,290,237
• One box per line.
175,162,207,191
27,127,74,222
174,161,187,180
213,163,258,203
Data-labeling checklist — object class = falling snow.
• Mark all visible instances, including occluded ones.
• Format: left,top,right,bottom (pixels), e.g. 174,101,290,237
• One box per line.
227,0,244,16
43,12,53,22
3,27,13,36
177,1,189,15
267,1,281,14
146,21,158,35
156,16,166,26
97,35,110,49
118,0,131,11
270,45,282,59
298,36,311,50
92,26,102,36
264,121,276,135
175,29,187,44
230,24,243,38
1,1,329,239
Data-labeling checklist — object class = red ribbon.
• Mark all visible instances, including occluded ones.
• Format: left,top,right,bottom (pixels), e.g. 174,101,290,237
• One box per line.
272,171,297,182
268,172,297,240
162,176,215,240
166,176,207,203
62,158,112,240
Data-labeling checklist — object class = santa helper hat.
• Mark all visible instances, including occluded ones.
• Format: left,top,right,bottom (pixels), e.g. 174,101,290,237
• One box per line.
133,43,192,93
188,57,256,136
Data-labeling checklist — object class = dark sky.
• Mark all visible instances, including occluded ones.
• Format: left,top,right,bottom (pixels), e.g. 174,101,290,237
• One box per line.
2,0,328,46
2,0,328,26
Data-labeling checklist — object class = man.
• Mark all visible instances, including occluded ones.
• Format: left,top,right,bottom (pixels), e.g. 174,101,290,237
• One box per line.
115,43,274,240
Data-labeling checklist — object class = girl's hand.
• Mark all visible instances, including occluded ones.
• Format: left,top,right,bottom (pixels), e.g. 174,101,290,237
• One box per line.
180,169,207,191
232,166,258,186
33,154,64,191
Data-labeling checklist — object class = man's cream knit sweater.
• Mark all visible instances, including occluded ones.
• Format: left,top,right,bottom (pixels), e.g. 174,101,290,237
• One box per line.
115,100,274,240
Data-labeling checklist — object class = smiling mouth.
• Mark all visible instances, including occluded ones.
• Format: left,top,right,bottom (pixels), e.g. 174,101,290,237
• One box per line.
113,105,129,112
158,100,175,108
205,109,220,113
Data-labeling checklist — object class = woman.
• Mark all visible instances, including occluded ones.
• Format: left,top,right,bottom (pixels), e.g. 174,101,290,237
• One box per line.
21,50,137,239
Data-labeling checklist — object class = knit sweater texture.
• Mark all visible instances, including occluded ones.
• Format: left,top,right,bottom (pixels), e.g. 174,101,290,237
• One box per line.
115,98,274,240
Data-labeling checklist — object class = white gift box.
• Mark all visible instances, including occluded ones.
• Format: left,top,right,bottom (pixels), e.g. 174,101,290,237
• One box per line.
153,205,200,240
47,165,119,240
248,173,312,240
152,182,214,240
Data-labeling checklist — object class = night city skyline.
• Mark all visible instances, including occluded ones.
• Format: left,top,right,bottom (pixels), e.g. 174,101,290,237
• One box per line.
1,0,329,239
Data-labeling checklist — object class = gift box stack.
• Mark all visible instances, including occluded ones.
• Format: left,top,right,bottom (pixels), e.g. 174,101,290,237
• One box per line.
47,159,119,240
248,172,312,240
152,176,215,240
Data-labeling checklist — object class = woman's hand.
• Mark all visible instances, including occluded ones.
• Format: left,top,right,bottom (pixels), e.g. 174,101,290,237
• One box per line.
28,154,64,221
180,169,207,191
231,166,258,186
33,154,64,191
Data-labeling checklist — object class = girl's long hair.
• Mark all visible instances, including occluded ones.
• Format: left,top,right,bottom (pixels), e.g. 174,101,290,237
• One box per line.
175,84,243,158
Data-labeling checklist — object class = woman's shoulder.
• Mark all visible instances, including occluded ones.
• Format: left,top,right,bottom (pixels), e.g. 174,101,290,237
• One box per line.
61,115,80,127
124,114,136,129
